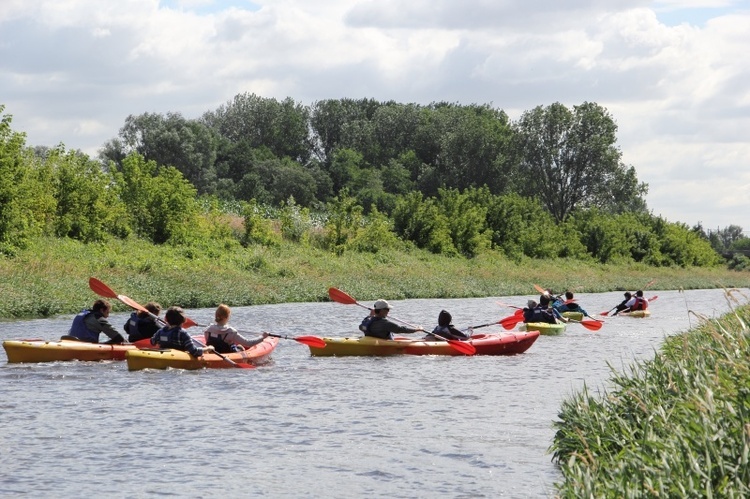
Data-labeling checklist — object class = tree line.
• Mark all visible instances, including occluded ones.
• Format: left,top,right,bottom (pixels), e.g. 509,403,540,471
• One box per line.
0,100,745,269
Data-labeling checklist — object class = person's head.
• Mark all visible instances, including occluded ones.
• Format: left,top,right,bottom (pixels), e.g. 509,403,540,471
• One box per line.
438,310,452,327
565,291,574,300
215,304,231,323
373,299,391,316
527,299,537,309
539,295,550,307
636,290,644,297
624,292,632,299
164,306,186,327
139,302,161,319
92,299,111,317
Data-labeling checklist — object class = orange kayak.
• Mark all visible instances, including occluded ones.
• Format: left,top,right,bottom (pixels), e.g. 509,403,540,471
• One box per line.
125,337,278,370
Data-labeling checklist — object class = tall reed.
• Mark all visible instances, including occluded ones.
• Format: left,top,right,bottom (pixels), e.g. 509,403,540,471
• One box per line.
550,291,750,497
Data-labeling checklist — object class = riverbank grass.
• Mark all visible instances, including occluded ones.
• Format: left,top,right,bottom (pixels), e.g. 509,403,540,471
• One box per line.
2,237,750,319
550,291,750,497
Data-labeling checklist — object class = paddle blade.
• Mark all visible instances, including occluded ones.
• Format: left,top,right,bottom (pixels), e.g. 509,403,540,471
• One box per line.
514,308,524,317
600,310,612,316
580,320,603,331
448,340,476,356
499,315,520,330
533,284,547,295
648,295,658,302
328,287,358,305
295,336,327,348
183,317,199,328
89,277,118,299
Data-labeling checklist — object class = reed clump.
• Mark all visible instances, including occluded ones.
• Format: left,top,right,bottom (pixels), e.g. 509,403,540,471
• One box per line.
550,289,750,497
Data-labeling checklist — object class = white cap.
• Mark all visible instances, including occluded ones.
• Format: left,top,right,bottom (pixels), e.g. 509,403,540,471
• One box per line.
373,299,391,310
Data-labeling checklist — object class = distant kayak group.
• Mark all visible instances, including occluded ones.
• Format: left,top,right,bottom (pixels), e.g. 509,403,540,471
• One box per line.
3,278,657,369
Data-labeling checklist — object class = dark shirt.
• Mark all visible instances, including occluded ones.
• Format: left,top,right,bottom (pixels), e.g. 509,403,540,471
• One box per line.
426,325,468,341
151,325,205,357
124,312,160,342
523,306,557,324
365,316,421,340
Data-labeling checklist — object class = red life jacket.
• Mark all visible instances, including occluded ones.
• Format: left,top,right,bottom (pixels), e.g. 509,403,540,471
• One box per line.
632,297,648,310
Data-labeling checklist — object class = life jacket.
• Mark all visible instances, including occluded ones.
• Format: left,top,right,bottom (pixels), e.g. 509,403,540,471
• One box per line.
524,306,556,324
154,326,187,350
359,316,382,334
631,297,648,311
206,333,236,354
429,325,467,341
69,309,99,343
125,313,159,342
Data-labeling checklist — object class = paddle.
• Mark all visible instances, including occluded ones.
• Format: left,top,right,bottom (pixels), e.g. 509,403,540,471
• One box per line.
264,332,326,348
328,287,476,355
89,277,254,368
499,315,523,330
88,277,200,328
567,318,603,331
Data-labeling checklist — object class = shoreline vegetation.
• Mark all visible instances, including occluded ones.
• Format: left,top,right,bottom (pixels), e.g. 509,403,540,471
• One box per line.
2,236,750,320
551,295,750,496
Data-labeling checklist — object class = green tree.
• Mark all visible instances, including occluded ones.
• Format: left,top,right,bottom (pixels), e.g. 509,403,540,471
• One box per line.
113,153,199,244
203,93,310,163
0,107,53,253
103,112,219,194
392,191,457,255
512,102,648,222
50,147,130,241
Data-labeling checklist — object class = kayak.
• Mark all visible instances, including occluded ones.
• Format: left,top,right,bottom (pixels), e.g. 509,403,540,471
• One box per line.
125,337,278,370
520,322,567,336
561,311,584,321
620,310,651,318
306,331,539,357
3,338,152,363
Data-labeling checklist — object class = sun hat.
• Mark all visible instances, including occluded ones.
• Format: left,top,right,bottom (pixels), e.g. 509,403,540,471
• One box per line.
373,299,391,310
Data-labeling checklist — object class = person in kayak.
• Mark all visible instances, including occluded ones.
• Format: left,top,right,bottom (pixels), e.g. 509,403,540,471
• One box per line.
611,292,632,316
151,306,214,357
204,304,267,353
67,299,126,344
124,302,162,342
623,290,649,312
425,310,469,341
360,299,424,340
553,291,589,317
523,296,563,324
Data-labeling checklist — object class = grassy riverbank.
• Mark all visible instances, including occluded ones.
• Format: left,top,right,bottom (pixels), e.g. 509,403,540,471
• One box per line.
550,296,750,496
2,237,750,319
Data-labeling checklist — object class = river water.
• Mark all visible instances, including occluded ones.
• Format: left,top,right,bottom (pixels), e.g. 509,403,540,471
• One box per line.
0,288,745,498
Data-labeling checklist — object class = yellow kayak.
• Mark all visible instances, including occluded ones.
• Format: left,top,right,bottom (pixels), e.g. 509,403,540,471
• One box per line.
3,338,151,363
125,337,278,370
520,322,567,336
620,310,651,318
561,311,584,321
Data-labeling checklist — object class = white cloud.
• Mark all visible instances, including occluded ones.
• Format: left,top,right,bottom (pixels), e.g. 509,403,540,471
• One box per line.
1,0,748,230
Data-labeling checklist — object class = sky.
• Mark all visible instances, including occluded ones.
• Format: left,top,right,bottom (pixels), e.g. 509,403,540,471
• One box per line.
1,0,748,232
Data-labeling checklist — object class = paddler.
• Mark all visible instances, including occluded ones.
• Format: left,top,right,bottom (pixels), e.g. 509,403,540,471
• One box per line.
425,310,469,341
68,299,126,344
359,299,424,340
